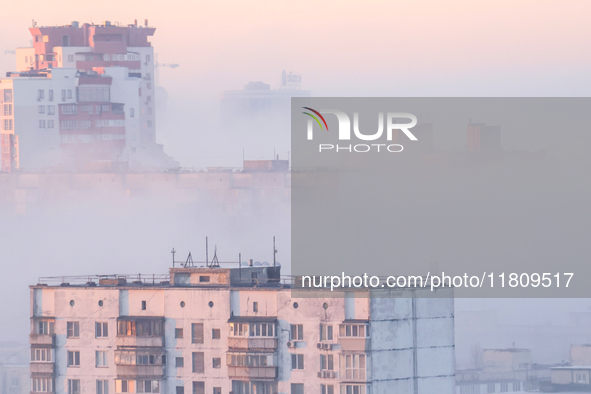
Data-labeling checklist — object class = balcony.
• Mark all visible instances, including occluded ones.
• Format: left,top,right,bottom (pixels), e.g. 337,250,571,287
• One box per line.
29,334,55,347
30,362,54,376
116,336,163,348
339,338,370,352
227,366,277,380
116,365,165,378
228,337,277,351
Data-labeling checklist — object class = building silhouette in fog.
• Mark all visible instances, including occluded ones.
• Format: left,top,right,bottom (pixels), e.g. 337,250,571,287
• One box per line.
467,122,502,153
0,20,177,172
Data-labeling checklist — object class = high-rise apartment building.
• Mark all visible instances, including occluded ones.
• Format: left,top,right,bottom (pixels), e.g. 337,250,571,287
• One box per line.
29,263,455,394
0,20,177,172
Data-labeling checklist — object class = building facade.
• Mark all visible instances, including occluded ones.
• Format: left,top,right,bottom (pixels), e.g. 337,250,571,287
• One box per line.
29,264,455,394
0,20,176,172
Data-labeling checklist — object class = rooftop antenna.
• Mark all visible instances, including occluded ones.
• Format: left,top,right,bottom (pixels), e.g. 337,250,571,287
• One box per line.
171,247,176,265
210,246,220,268
206,237,209,265
273,236,277,267
239,253,242,282
184,252,193,268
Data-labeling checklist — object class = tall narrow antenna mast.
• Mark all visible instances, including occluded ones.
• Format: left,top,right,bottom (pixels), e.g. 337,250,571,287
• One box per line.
171,248,176,265
273,236,277,267
206,236,209,266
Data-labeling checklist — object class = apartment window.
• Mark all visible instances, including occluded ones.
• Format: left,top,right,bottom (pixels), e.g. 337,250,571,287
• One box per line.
212,357,221,368
32,378,53,393
68,54,74,62
192,352,204,373
48,105,55,115
291,354,304,370
39,120,46,128
116,380,135,393
146,55,151,62
142,300,147,310
253,302,259,312
61,105,78,115
38,105,45,114
176,388,184,394
3,119,13,131
130,108,135,118
96,350,108,367
3,89,13,103
38,90,44,100
212,328,220,339
213,388,221,394
37,320,54,335
67,321,80,338
49,90,53,101
137,380,160,393
176,357,184,367
147,107,153,115
487,383,495,393
48,120,54,128
31,348,52,362
512,382,520,391
339,324,369,338
247,322,274,337
199,275,210,283
227,353,268,367
320,325,333,341
321,385,334,394
68,380,81,394
192,323,204,344
61,120,78,130
340,385,365,394
81,120,91,129
192,382,204,394
500,382,508,392
4,104,12,116
291,324,304,340
291,383,304,394
340,354,366,380
175,328,184,338
320,354,334,371
67,351,80,367
67,89,72,99
97,380,109,394
96,322,109,337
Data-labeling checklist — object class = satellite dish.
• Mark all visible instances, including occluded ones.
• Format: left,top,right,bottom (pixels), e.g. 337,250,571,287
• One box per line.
263,261,270,266
254,261,262,267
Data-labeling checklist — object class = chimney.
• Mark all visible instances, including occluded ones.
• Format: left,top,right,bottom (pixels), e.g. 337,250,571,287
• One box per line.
134,19,138,26
249,259,253,267
144,19,148,27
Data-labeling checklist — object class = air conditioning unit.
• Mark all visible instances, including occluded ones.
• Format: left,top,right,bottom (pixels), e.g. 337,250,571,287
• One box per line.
317,343,322,349
317,372,322,378
329,344,336,351
287,341,295,348
327,371,335,379
322,343,329,350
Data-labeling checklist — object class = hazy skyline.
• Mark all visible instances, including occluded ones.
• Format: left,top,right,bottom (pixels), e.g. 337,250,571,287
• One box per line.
2,0,591,168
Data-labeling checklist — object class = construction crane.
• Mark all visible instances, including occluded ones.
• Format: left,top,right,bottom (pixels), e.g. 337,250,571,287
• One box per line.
154,53,179,85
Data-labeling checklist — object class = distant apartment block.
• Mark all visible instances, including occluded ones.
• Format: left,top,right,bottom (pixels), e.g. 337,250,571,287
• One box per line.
0,20,177,172
467,122,502,153
29,262,455,394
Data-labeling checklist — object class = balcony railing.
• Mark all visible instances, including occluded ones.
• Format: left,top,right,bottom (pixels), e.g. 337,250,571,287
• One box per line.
339,337,370,352
30,334,55,346
228,337,277,351
227,366,277,380
116,336,164,348
116,365,165,378
30,362,54,375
